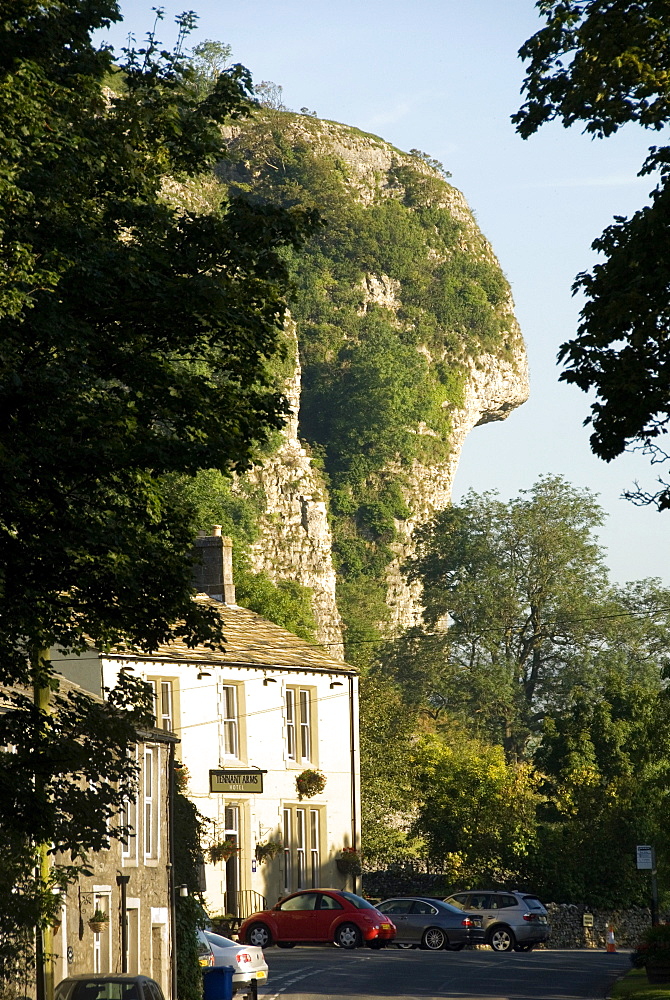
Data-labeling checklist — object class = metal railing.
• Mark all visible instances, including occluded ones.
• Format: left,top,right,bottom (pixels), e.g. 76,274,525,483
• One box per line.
225,889,267,919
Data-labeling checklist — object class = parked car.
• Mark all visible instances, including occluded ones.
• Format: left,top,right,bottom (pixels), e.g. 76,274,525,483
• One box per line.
55,975,165,1000
197,928,268,998
238,889,397,950
376,896,484,951
443,890,551,952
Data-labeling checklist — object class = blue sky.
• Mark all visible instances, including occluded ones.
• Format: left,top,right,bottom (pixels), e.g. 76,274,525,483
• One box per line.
106,1,668,584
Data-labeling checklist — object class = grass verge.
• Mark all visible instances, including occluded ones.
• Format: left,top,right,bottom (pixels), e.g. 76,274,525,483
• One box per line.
611,968,670,999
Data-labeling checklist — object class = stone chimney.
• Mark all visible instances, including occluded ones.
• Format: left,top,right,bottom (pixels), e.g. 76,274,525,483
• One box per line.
193,526,236,604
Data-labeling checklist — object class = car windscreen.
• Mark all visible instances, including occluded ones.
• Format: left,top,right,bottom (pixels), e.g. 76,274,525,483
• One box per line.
339,890,376,910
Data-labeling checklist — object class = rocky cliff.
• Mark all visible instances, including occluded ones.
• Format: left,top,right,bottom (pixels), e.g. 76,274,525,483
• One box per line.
212,114,529,657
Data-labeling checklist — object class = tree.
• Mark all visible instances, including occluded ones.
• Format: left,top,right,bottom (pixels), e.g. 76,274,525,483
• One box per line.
359,672,421,865
411,728,540,886
400,476,670,757
0,0,315,971
528,676,670,906
513,1,670,505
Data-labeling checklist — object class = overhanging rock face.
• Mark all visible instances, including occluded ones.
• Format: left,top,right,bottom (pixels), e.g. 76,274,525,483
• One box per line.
218,116,529,645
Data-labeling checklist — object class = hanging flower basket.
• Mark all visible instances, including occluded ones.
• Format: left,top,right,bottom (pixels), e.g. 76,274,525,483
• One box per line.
209,839,239,864
336,848,362,876
88,910,109,934
255,841,283,864
296,769,326,801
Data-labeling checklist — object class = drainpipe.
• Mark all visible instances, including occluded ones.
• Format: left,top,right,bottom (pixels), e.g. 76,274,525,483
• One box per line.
348,674,358,893
116,875,130,972
168,743,177,1000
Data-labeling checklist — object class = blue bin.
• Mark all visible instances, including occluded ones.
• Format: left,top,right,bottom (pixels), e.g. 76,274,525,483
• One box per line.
202,966,234,1000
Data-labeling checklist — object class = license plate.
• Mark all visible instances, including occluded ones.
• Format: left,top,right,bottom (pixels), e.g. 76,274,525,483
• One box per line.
381,923,391,929
256,971,267,980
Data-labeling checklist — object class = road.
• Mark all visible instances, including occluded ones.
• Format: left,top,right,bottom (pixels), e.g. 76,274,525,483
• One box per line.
258,946,630,1000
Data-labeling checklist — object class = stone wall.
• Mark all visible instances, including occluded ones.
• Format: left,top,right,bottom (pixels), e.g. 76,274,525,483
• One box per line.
362,869,657,949
541,903,656,950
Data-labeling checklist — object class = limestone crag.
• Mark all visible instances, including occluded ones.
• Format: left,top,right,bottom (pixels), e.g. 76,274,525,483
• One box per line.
237,323,344,653
387,341,530,630
223,116,530,643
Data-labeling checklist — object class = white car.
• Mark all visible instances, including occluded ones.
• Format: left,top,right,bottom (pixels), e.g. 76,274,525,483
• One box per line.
197,929,268,999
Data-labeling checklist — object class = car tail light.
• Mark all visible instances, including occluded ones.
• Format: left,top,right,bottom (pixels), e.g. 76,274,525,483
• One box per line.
461,918,473,927
235,951,253,965
198,954,214,968
523,913,537,921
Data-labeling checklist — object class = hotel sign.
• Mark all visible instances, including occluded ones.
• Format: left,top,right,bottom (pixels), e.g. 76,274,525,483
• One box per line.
209,769,265,794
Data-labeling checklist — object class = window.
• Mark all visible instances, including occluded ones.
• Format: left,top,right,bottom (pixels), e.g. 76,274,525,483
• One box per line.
295,808,306,889
299,690,311,760
121,794,137,862
285,690,296,760
149,680,173,731
221,685,239,759
378,899,413,915
317,893,343,910
285,687,313,763
143,747,159,860
412,900,438,915
282,808,292,894
278,892,318,911
309,810,320,888
92,894,111,973
283,805,323,893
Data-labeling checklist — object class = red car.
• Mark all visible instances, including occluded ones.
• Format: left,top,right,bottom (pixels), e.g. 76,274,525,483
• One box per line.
239,889,396,950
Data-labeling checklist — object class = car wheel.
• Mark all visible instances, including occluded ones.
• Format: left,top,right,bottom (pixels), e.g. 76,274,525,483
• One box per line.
335,922,362,950
421,927,447,951
514,943,534,952
276,942,295,949
396,943,414,950
246,923,272,948
489,926,515,953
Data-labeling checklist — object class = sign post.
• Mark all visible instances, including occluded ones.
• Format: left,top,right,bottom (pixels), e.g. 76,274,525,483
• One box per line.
637,845,659,926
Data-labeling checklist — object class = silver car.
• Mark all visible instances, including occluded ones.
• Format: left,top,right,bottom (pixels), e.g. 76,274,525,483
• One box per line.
197,928,268,999
376,896,483,951
443,890,551,952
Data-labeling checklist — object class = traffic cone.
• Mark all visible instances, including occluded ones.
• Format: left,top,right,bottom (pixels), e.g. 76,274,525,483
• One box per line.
606,924,616,953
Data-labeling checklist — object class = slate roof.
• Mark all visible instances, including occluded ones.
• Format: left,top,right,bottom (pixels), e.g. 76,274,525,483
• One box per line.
106,594,354,675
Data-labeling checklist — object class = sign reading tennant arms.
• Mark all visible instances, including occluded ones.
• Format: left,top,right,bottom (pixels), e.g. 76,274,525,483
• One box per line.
209,769,266,794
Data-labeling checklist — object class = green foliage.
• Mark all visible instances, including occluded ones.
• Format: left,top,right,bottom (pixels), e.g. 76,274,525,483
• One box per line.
174,769,207,1000
0,0,316,964
235,572,317,642
514,0,670,139
218,112,511,661
359,672,421,864
0,670,155,969
162,469,317,640
385,474,670,903
404,476,613,755
527,677,670,907
412,728,540,886
515,2,670,503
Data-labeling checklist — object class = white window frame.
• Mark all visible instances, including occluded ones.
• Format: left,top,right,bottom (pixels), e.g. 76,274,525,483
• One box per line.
221,684,239,759
299,689,311,761
143,747,159,860
309,809,320,888
286,687,313,763
296,808,306,889
283,808,292,894
286,689,296,760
